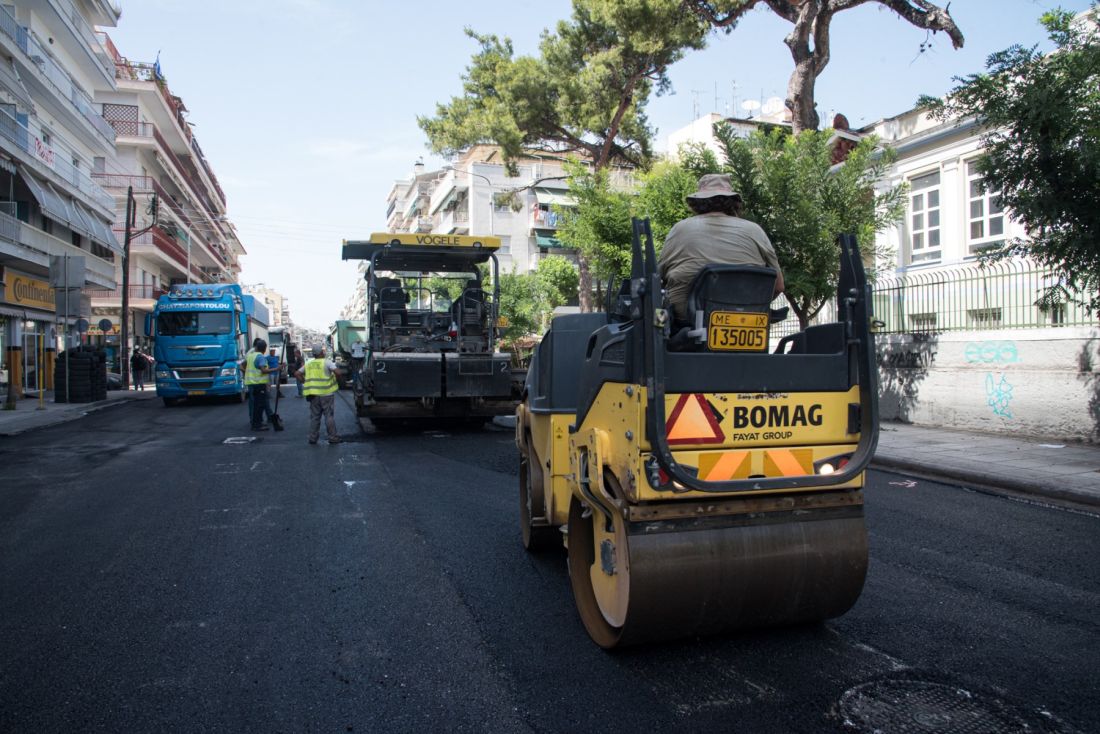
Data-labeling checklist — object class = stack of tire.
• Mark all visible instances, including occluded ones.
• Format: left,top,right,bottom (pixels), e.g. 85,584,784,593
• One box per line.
54,346,108,403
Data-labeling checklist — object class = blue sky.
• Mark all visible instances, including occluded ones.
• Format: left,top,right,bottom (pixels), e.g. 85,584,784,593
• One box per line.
107,0,1092,329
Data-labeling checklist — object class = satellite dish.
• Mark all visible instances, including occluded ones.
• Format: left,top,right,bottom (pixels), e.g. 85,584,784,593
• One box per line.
741,99,761,112
762,96,784,115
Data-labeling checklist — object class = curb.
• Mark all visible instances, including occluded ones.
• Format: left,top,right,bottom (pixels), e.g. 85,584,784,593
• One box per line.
871,454,1100,511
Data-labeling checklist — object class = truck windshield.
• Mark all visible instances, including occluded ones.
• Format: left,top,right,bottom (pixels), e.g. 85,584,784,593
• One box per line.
157,312,233,336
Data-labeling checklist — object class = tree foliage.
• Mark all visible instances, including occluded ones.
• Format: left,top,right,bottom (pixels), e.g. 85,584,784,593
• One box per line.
496,256,582,349
418,0,707,172
418,0,708,311
920,6,1100,312
685,0,964,132
558,129,905,329
719,125,905,328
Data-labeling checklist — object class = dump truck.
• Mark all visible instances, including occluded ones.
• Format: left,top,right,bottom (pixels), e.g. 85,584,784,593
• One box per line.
516,219,879,648
341,232,522,426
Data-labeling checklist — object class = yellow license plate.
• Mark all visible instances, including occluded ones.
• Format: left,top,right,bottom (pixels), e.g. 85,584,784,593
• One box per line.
188,390,205,396
707,311,768,351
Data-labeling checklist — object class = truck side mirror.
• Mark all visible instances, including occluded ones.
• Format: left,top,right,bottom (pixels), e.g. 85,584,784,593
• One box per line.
239,313,248,334
144,313,153,337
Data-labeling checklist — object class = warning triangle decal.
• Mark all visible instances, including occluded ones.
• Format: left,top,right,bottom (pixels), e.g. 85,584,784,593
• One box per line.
666,393,725,445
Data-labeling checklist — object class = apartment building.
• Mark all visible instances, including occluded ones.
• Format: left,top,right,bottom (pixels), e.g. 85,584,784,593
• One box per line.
0,0,122,397
241,283,290,328
88,32,244,368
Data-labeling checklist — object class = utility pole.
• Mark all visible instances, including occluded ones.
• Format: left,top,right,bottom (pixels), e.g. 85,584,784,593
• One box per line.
120,186,134,390
119,186,159,390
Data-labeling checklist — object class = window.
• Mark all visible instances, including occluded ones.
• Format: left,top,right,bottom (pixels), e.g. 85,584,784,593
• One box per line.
967,307,1003,329
908,171,941,264
497,235,510,254
908,312,938,331
966,160,1005,255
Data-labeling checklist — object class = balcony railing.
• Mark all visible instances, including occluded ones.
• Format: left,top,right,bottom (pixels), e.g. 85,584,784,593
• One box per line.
0,5,115,143
106,120,154,137
188,136,226,206
85,284,167,300
0,105,113,211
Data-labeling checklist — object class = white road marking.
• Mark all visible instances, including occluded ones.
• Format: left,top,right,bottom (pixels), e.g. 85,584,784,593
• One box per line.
223,436,257,444
250,461,262,471
889,479,917,488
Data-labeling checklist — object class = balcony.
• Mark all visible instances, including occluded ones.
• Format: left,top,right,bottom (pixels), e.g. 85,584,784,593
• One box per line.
92,174,228,269
438,208,469,234
105,119,220,218
531,208,566,229
415,216,435,233
0,105,113,212
46,0,115,82
0,5,116,146
2,213,115,288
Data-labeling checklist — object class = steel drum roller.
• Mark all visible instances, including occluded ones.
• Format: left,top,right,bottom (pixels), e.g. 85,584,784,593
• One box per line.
568,498,868,648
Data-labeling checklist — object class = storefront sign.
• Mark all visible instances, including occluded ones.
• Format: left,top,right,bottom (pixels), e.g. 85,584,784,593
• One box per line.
5,271,56,311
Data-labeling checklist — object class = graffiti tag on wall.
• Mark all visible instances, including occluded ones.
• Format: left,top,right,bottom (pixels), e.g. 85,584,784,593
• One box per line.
985,373,1014,418
965,341,1019,364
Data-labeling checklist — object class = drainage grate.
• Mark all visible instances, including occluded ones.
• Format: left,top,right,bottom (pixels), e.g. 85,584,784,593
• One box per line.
839,678,1077,734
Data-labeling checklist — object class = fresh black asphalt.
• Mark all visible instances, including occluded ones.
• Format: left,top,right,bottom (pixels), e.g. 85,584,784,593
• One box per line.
0,393,1097,733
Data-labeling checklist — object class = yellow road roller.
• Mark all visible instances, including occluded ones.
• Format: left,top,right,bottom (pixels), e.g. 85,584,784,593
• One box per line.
516,219,879,648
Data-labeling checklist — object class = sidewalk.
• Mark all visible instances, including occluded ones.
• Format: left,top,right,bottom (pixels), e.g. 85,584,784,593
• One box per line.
874,421,1100,510
0,389,160,437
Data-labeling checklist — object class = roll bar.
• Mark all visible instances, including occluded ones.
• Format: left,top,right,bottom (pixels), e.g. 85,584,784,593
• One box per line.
632,217,880,493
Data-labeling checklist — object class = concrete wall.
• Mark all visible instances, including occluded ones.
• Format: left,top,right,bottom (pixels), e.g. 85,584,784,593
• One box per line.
877,327,1100,442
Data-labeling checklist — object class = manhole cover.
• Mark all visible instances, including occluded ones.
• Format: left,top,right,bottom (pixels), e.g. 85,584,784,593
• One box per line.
839,678,1075,734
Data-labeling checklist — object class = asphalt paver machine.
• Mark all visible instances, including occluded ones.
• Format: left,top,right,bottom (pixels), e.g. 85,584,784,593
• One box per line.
516,218,880,647
342,233,520,426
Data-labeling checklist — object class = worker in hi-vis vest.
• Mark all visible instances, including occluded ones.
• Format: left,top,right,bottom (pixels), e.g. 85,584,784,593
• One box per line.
242,338,277,431
294,342,343,444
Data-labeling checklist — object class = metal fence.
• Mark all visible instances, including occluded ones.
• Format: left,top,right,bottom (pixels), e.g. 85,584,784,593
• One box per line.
769,259,1095,339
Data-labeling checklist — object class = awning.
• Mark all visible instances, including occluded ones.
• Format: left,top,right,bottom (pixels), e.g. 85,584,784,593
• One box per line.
534,188,576,207
72,199,120,252
535,232,562,248
68,196,96,241
20,168,72,227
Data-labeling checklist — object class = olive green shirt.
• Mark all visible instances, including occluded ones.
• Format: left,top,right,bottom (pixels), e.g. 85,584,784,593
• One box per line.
658,213,781,321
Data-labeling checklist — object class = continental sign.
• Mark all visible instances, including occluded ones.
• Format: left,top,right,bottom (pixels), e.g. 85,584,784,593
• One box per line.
664,388,860,448
362,232,502,249
3,271,56,312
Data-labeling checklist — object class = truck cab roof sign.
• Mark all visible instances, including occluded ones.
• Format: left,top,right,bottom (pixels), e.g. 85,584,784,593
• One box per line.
158,301,232,310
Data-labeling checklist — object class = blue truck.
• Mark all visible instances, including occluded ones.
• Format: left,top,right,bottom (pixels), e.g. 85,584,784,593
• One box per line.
145,283,269,406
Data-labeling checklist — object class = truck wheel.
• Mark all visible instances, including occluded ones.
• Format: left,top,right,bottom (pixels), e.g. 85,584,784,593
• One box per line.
520,438,557,552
